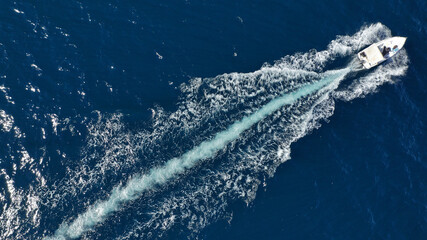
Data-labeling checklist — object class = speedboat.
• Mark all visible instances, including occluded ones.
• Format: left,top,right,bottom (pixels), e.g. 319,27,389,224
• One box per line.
358,37,407,69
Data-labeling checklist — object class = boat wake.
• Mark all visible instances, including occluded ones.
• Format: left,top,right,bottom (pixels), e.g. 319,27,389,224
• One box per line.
50,67,353,239
0,23,408,240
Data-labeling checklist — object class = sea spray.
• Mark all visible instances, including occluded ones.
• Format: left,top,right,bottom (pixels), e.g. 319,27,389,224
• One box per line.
48,68,351,239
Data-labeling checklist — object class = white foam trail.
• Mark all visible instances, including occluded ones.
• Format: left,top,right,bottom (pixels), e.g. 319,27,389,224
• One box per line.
47,68,350,239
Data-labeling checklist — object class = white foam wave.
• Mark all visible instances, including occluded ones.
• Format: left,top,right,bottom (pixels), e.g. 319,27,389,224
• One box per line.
112,23,407,240
37,23,409,240
0,110,14,132
48,68,350,239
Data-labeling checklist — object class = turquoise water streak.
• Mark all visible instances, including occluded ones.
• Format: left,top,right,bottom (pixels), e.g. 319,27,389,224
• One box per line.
49,68,350,239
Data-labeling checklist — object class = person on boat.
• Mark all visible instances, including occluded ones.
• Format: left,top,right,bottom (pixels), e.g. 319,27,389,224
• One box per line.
393,45,399,52
382,46,391,56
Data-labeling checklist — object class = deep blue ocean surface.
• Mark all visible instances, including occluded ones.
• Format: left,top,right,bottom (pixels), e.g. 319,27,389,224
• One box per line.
0,1,426,239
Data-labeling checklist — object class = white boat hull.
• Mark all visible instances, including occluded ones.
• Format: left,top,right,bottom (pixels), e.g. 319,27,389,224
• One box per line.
358,37,407,69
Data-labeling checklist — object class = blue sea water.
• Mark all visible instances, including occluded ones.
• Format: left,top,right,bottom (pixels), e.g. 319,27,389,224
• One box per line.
0,1,426,239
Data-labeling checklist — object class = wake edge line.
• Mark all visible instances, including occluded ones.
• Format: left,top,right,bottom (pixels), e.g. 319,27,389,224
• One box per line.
47,68,350,240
